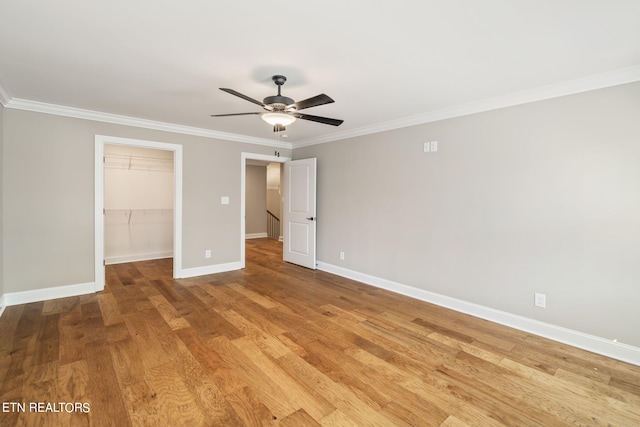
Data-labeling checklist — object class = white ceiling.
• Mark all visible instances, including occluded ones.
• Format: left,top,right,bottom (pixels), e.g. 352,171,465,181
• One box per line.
1,1,639,147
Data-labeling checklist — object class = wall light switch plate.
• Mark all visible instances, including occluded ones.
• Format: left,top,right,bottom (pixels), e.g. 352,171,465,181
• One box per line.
430,140,438,152
221,196,229,205
534,293,546,308
424,142,430,152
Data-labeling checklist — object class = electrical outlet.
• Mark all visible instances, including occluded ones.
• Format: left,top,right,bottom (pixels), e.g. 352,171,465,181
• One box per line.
339,251,345,260
534,293,546,308
205,249,212,259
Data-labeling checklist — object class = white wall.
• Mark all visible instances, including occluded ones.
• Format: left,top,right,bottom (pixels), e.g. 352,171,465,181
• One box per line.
266,163,282,240
104,145,174,264
294,82,640,349
266,162,281,219
0,103,4,305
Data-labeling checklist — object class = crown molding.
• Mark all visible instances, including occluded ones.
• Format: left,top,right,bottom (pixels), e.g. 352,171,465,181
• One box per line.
3,65,639,150
0,81,10,106
4,97,293,149
294,65,640,148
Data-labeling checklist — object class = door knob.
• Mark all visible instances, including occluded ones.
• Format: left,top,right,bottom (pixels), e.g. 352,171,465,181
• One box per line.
306,217,316,221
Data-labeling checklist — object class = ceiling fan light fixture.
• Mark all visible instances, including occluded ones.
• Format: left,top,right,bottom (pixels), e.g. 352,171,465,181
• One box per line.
262,112,296,126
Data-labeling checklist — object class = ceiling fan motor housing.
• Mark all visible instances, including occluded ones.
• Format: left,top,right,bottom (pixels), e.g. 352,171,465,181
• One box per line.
263,96,295,110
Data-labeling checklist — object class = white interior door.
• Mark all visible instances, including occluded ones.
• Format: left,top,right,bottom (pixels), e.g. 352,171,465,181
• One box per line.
283,158,317,269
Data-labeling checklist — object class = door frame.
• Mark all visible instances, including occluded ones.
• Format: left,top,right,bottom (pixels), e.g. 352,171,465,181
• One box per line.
240,152,290,268
95,135,184,291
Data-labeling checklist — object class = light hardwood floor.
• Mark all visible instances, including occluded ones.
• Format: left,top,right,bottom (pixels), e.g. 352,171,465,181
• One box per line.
1,238,639,426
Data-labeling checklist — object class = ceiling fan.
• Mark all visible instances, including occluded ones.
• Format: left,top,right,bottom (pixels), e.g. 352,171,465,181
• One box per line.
211,75,344,132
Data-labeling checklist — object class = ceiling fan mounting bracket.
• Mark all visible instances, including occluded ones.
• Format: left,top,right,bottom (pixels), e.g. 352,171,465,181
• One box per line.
272,75,287,86
264,75,293,107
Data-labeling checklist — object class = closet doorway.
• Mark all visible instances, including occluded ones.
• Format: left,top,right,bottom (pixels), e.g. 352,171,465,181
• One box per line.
104,145,174,264
95,135,183,292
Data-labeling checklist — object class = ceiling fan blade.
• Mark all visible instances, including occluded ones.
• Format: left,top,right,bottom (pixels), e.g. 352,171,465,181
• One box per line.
289,94,334,111
220,88,266,107
292,112,344,126
210,112,262,117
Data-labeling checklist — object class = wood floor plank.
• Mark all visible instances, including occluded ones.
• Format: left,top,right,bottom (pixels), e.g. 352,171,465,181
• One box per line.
276,350,396,426
0,238,639,426
148,294,190,331
219,309,292,358
209,335,298,419
85,340,132,426
225,384,278,426
170,335,244,426
58,306,87,365
144,361,208,426
232,336,335,420
98,292,126,327
58,360,91,426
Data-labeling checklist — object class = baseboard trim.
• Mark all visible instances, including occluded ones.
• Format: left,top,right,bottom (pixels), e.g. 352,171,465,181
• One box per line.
2,282,96,307
177,261,241,279
105,251,173,265
0,260,241,309
245,233,269,240
317,261,640,366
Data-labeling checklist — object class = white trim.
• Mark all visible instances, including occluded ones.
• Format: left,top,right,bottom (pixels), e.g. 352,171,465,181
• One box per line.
3,282,95,306
240,153,290,268
317,261,640,367
95,135,184,289
0,295,6,318
245,233,268,240
105,251,173,265
6,98,291,149
95,140,105,291
178,261,242,279
0,81,10,106
294,65,640,148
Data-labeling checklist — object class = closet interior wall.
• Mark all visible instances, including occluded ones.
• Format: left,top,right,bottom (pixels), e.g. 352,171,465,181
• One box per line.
104,144,174,264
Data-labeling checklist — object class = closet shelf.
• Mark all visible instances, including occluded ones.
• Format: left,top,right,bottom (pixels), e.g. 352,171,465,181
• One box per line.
105,209,173,215
104,154,174,172
105,209,173,224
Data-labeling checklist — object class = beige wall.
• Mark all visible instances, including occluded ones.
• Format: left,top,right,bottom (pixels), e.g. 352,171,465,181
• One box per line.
294,82,640,347
2,108,290,293
245,165,267,235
